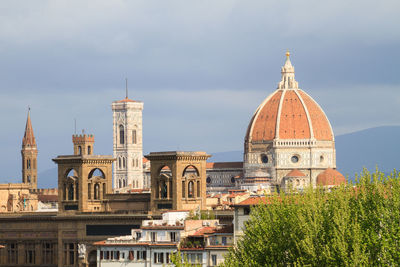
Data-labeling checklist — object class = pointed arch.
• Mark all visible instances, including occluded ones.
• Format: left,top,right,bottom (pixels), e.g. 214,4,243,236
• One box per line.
88,168,105,179
65,168,79,179
119,125,125,145
182,165,199,177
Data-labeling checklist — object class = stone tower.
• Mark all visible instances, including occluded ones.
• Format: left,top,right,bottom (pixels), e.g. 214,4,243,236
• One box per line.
145,151,211,212
21,109,38,189
112,96,144,190
53,134,114,213
73,132,94,155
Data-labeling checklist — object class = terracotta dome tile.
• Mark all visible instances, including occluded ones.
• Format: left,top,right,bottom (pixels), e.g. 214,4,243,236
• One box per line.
285,169,306,177
298,90,333,141
317,168,346,186
278,90,311,139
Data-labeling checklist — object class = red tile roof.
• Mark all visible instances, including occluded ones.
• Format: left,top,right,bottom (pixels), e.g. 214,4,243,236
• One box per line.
191,227,216,236
234,196,268,206
190,225,233,236
285,169,306,177
116,97,138,103
38,194,58,202
227,192,248,198
317,168,346,186
94,240,177,247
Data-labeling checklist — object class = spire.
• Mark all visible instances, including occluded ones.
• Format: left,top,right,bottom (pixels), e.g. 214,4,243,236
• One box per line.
278,50,299,90
125,78,128,99
22,107,36,147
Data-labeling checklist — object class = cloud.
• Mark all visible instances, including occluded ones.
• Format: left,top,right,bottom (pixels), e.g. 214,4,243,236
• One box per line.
0,0,399,184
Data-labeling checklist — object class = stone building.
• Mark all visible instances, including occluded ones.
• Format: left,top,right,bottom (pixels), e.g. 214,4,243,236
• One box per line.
95,211,233,267
146,151,211,212
112,95,144,190
0,129,230,266
242,52,340,191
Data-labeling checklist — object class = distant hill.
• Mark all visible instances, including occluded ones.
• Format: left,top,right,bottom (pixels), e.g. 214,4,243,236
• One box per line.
209,126,400,180
36,126,400,188
335,126,400,179
37,167,58,188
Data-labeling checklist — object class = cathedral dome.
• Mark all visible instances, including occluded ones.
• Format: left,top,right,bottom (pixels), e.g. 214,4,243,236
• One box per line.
245,52,334,142
316,168,346,186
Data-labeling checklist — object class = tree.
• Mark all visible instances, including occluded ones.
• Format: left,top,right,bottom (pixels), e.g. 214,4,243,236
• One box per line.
223,168,400,266
169,250,202,267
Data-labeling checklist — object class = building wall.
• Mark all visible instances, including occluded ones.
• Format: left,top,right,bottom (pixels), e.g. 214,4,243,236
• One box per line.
0,184,38,213
244,139,336,187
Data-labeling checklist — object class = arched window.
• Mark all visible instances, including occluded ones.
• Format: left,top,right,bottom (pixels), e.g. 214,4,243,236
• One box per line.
132,130,137,144
94,184,100,200
88,184,91,199
27,175,31,183
118,180,122,188
68,183,74,200
161,181,168,199
197,181,200,197
27,159,31,169
119,125,125,145
123,179,126,187
103,183,106,198
123,158,126,168
188,181,194,198
88,146,92,155
118,158,121,169
182,181,185,198
136,159,139,168
78,146,82,155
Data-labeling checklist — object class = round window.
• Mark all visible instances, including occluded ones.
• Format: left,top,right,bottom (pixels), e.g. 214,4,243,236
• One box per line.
261,154,268,163
291,155,299,163
206,176,211,184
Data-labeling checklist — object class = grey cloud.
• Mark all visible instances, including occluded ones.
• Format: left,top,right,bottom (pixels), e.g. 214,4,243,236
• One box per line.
0,0,399,184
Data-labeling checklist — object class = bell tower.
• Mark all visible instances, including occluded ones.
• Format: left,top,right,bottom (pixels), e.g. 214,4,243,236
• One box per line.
112,94,144,190
53,134,114,213
21,108,38,189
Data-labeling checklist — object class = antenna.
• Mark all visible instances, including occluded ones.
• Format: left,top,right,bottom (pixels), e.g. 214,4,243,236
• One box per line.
125,78,128,99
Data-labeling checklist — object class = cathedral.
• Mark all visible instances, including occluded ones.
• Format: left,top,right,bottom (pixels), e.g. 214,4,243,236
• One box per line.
241,51,345,192
0,51,346,266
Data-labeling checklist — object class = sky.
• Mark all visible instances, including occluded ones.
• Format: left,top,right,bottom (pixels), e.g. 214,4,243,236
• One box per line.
0,0,399,183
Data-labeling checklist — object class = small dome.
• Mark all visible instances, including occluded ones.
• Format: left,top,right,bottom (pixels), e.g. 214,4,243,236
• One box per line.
285,169,306,177
245,53,334,142
317,168,346,186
